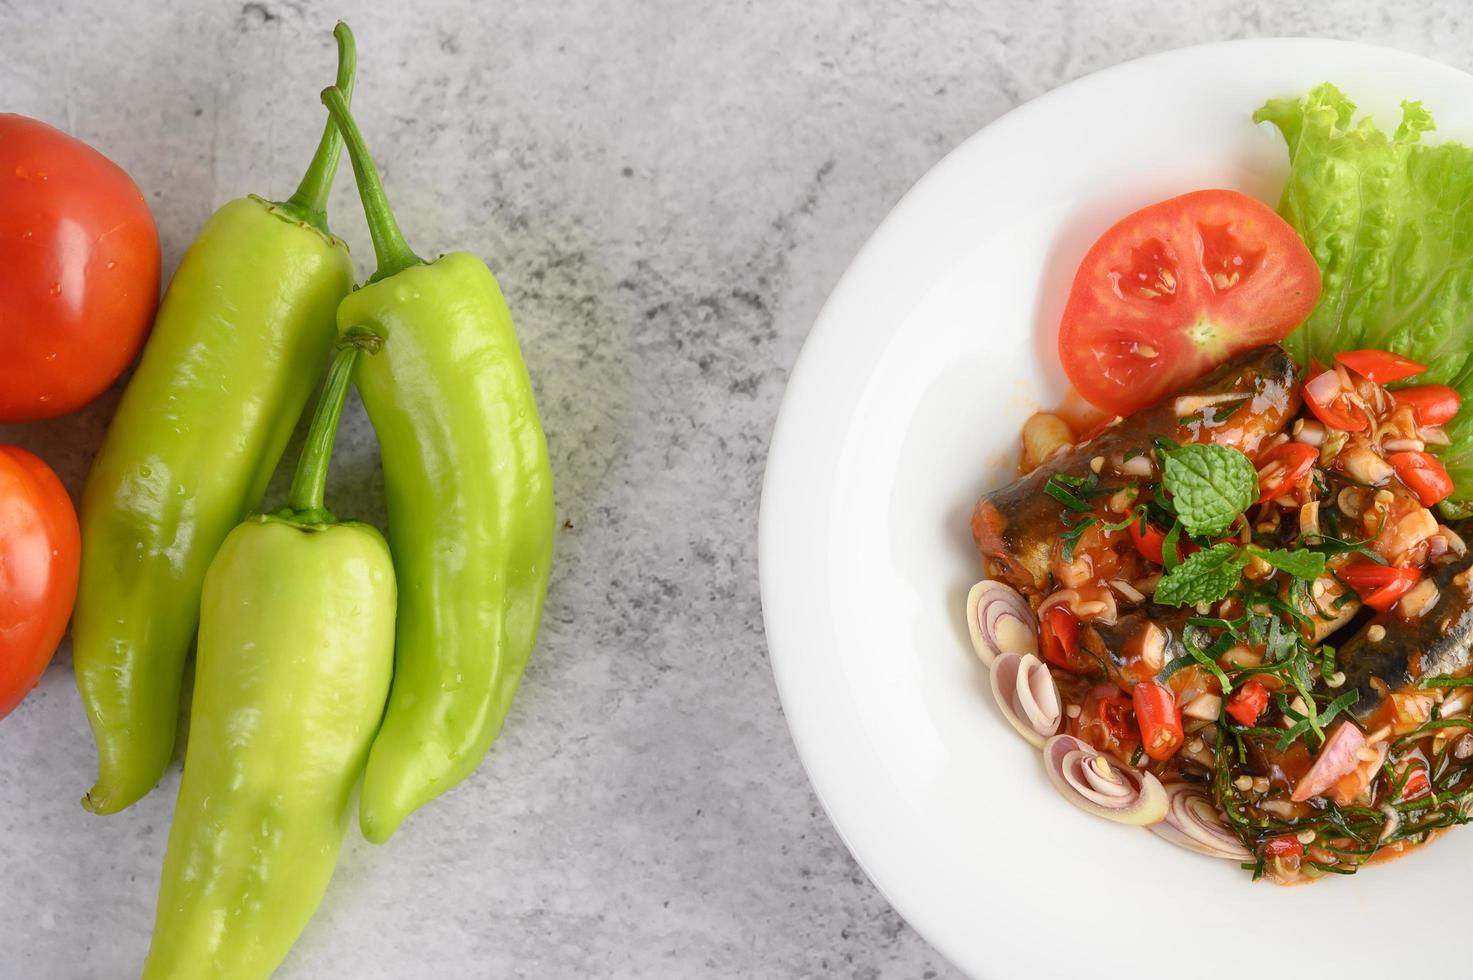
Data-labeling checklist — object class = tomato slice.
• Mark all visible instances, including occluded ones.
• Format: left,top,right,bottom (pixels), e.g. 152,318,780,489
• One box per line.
1334,349,1427,384
1040,605,1086,672
1398,767,1431,801
1132,680,1184,761
1057,190,1322,416
1262,835,1304,858
1337,561,1422,612
1255,442,1319,503
1387,450,1454,507
1225,680,1269,726
1127,518,1166,565
1394,385,1462,427
1127,517,1199,567
1095,689,1136,743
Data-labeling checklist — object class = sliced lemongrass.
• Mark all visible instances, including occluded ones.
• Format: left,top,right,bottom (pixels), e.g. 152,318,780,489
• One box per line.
990,653,1060,748
1150,782,1250,861
966,580,1036,667
1042,735,1167,826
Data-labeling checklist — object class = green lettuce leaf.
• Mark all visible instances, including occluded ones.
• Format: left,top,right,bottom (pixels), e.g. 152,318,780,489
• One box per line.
1256,84,1473,496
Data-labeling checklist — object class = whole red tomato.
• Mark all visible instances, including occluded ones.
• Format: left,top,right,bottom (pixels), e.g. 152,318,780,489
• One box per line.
0,114,160,422
0,446,80,719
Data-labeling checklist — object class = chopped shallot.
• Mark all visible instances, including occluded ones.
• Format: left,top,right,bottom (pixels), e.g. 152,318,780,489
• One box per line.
1038,587,1116,625
1440,689,1473,718
1306,369,1342,406
1299,500,1320,540
1108,579,1145,603
1294,418,1326,447
1384,508,1438,558
1291,722,1367,802
1397,578,1440,619
1181,693,1222,722
1337,439,1393,485
1054,551,1094,588
1118,453,1153,478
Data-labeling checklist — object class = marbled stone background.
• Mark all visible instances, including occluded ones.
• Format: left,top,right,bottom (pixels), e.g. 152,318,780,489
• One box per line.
2,1,1471,977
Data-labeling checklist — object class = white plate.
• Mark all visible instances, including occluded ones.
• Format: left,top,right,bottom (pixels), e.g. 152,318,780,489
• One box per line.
760,39,1473,980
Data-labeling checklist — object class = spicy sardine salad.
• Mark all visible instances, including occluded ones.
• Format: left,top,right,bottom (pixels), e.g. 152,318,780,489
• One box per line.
963,84,1473,883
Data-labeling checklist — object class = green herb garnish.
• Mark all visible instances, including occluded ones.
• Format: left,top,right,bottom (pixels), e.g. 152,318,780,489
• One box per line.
1043,473,1095,512
1097,506,1146,534
1162,520,1183,570
1155,543,1249,607
1182,626,1235,694
1161,444,1258,536
1317,690,1360,730
1059,515,1096,562
1252,546,1327,581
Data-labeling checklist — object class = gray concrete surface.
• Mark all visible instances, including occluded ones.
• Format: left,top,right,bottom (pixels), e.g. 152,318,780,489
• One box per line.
3,1,1472,977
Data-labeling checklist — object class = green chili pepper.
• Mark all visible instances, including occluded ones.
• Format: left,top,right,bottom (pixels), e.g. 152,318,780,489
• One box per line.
72,25,359,815
321,85,556,842
142,339,394,980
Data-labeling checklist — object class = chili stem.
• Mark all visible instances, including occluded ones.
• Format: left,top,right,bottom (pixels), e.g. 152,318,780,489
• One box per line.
320,84,424,282
276,23,357,234
286,344,361,520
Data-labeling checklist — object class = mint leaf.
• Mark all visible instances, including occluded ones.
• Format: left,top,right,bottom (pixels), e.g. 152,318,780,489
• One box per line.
1155,543,1248,607
1253,547,1326,581
1161,444,1257,536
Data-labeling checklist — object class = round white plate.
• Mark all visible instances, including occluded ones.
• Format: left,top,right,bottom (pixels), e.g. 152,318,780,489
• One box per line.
760,39,1473,980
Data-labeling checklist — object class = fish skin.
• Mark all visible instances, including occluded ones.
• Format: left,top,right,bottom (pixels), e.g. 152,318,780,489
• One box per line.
1333,551,1473,722
971,346,1299,594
